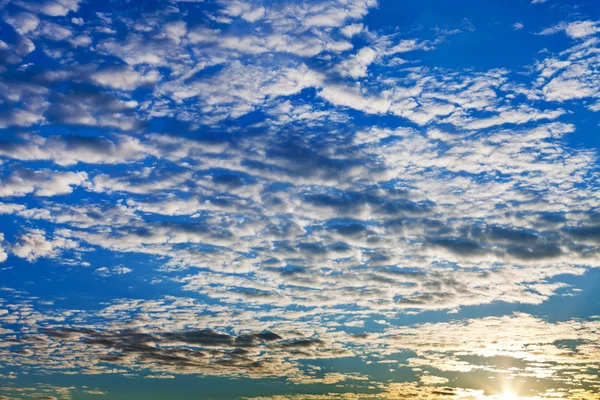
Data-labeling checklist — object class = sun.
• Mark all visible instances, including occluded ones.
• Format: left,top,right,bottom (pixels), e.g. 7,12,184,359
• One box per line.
499,391,519,400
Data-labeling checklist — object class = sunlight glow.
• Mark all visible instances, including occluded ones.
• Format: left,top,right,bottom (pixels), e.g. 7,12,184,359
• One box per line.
500,391,519,400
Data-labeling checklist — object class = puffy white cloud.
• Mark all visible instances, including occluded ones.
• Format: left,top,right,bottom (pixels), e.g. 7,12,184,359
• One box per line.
92,67,161,90
16,0,82,16
0,169,87,197
0,134,152,166
35,21,73,41
539,20,600,39
3,12,40,35
163,21,188,44
157,61,323,122
335,47,377,79
319,84,390,114
456,105,564,129
543,77,596,101
340,23,364,37
0,203,26,214
562,21,599,38
11,229,77,262
534,35,600,103
0,233,7,263
0,108,45,128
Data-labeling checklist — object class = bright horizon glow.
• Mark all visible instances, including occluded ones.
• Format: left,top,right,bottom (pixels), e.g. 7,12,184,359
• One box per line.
500,391,519,400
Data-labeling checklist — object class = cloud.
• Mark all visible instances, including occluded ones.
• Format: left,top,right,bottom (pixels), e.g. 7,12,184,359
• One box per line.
0,384,87,400
219,1,266,22
2,289,600,396
156,61,324,122
383,312,600,384
0,0,600,396
381,38,431,55
0,134,153,166
0,168,87,197
94,265,132,277
0,108,45,128
455,105,564,129
35,21,73,41
0,293,353,379
419,374,449,385
46,89,141,130
539,20,600,39
319,84,390,114
246,385,600,399
91,67,161,90
0,233,7,263
11,229,77,262
3,12,40,35
534,34,600,103
340,23,364,38
15,0,82,16
335,47,378,79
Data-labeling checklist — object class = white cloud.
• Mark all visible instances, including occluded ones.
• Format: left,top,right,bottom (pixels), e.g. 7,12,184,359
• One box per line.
539,20,600,39
92,67,161,90
3,12,40,35
11,229,77,262
157,62,323,122
0,233,7,263
382,39,430,55
36,21,73,41
0,109,45,129
0,203,26,214
95,265,132,277
565,21,599,38
70,35,91,47
163,21,187,44
0,134,152,166
319,84,390,114
335,47,377,79
340,23,364,38
543,77,596,101
457,106,564,129
0,169,88,197
242,7,265,22
30,0,82,16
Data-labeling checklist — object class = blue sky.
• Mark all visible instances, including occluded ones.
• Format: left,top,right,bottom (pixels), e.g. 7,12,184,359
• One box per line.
0,0,600,399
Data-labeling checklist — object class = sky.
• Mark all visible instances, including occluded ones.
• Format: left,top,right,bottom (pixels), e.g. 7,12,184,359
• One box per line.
0,0,600,399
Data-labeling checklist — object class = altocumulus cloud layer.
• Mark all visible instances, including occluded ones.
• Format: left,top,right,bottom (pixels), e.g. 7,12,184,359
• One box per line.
0,0,600,398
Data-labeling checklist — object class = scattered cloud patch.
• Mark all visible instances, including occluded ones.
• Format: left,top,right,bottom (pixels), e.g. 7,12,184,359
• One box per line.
95,265,132,277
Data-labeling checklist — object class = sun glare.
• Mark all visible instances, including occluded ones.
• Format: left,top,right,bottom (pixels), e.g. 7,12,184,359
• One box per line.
500,391,519,400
